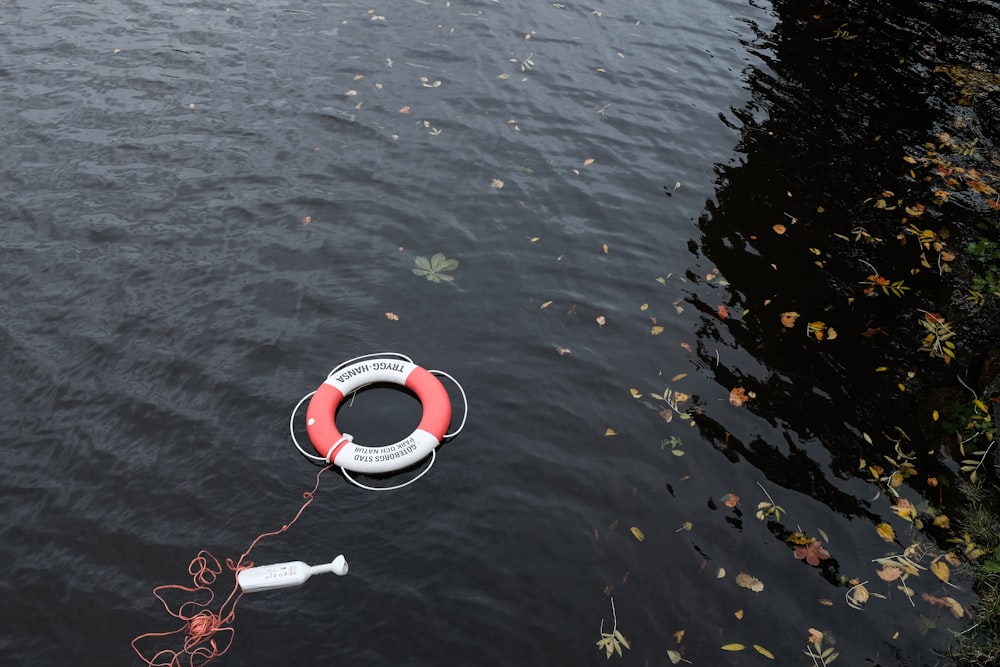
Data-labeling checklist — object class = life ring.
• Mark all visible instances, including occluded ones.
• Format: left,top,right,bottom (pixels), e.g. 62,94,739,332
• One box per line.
305,357,453,474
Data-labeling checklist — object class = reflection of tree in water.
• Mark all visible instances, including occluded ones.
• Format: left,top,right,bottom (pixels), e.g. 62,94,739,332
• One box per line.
688,0,999,534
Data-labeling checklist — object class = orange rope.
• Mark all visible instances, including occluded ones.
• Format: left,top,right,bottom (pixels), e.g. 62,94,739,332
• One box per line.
132,465,333,667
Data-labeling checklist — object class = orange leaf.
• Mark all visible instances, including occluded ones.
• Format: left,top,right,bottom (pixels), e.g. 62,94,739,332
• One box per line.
772,224,787,234
399,105,411,114
717,304,729,319
729,387,749,406
780,311,799,328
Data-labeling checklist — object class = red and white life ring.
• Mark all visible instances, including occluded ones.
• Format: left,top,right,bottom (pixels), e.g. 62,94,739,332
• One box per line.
305,357,453,474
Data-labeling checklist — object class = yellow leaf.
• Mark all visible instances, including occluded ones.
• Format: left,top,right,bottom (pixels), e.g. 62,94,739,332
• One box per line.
583,157,595,165
876,523,896,542
753,645,775,659
875,366,889,371
602,243,609,254
721,643,746,651
734,609,744,619
818,598,833,606
931,560,950,583
497,73,511,79
540,300,553,309
604,428,617,436
667,650,683,664
640,303,649,311
671,373,688,382
630,526,645,542
673,630,685,643
629,388,642,398
650,325,665,335
944,596,964,618
932,409,939,421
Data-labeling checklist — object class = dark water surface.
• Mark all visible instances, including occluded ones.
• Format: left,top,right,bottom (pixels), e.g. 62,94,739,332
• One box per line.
3,0,994,665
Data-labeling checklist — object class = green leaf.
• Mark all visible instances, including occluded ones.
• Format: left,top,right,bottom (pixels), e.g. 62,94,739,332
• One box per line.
412,252,459,283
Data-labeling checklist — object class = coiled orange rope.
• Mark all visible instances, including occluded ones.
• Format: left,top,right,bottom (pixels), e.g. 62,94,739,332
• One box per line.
132,465,333,667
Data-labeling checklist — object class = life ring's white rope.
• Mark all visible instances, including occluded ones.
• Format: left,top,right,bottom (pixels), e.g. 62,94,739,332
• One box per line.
430,370,468,439
341,449,436,492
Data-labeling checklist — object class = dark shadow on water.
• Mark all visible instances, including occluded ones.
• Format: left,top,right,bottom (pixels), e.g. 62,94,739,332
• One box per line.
680,0,1000,662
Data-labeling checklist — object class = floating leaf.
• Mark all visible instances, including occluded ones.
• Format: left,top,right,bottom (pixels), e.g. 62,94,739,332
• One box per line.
605,428,618,436
666,649,684,664
721,493,740,508
671,373,688,382
596,315,607,326
780,311,800,328
650,325,665,335
847,581,870,608
753,645,775,659
717,304,730,319
630,526,645,542
930,560,950,583
734,609,744,620
772,224,787,234
944,596,964,618
584,157,595,165
540,300,553,309
876,523,895,542
412,252,459,283
716,567,726,579
629,388,642,398
673,630,685,643
891,498,917,521
721,643,746,651
793,539,831,566
491,178,505,189
384,312,399,321
734,572,764,592
729,387,749,406
876,565,903,582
